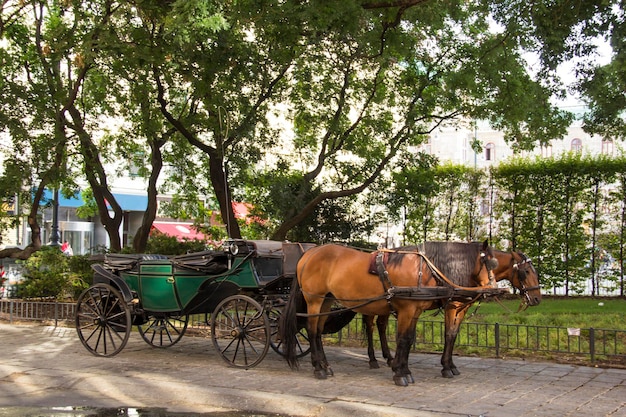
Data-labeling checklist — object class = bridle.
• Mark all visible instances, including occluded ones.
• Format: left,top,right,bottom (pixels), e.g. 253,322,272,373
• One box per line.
511,253,541,305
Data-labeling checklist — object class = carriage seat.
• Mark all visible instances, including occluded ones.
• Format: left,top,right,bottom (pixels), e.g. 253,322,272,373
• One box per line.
172,250,229,274
104,253,169,271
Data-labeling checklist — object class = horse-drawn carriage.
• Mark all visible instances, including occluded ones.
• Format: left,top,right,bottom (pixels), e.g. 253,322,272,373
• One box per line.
76,238,541,384
75,239,314,368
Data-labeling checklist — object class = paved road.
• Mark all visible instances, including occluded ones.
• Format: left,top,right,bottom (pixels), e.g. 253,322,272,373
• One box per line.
1,322,625,417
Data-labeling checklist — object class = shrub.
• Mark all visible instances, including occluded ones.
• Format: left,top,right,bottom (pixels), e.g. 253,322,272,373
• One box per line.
145,231,208,255
19,246,92,300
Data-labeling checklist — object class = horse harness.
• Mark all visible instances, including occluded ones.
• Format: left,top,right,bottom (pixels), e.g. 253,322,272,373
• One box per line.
372,248,501,317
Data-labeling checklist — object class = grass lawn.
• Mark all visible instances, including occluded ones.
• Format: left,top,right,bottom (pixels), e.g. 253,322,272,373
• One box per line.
465,295,626,330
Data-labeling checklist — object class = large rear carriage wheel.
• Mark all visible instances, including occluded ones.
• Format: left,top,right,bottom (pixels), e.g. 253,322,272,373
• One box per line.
138,314,188,347
211,295,270,369
75,283,132,357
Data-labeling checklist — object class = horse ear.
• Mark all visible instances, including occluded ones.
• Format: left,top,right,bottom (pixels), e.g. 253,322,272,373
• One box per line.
482,239,489,250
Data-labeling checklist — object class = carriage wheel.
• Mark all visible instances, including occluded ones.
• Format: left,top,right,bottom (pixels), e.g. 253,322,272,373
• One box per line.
211,295,270,369
138,314,188,348
268,306,311,358
75,283,132,357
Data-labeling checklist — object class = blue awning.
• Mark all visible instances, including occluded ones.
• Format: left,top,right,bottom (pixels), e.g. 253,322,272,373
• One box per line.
41,189,148,212
109,193,148,211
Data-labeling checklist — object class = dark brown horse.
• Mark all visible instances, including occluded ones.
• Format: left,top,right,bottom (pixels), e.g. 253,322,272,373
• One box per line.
363,244,542,378
278,241,497,386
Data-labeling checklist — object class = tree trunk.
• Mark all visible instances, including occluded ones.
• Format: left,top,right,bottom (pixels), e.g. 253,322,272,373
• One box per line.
133,138,166,252
67,107,124,251
209,153,241,239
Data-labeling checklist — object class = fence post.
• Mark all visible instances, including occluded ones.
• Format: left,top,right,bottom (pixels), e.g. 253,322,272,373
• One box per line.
9,299,13,324
590,327,595,365
54,301,59,327
495,322,500,358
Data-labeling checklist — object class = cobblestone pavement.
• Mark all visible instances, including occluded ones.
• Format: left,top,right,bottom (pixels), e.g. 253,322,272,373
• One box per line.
1,322,625,417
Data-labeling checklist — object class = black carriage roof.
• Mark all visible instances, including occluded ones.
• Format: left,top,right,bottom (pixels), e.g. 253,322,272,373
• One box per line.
226,239,284,257
225,239,316,258
102,240,314,272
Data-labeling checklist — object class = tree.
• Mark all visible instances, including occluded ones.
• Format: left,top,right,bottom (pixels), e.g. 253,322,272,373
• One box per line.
3,0,623,253
106,0,577,242
0,0,136,252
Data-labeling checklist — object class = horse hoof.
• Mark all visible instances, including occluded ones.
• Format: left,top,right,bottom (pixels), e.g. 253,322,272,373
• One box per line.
441,369,454,378
326,367,334,377
369,361,380,369
404,374,415,384
451,367,461,376
393,376,408,387
314,370,327,380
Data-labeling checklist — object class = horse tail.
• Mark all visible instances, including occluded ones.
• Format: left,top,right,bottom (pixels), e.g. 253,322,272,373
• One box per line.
278,275,302,369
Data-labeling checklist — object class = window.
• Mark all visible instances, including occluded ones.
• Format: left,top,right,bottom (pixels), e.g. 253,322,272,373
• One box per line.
480,198,491,216
602,139,614,155
571,138,582,152
541,145,553,158
485,143,495,161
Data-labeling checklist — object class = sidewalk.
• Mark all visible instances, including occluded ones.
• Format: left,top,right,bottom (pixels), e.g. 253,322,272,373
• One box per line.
1,322,625,417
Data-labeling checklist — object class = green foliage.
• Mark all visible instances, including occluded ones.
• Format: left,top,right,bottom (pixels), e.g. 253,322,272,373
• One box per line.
19,247,91,300
75,188,98,219
389,157,488,244
491,152,626,295
1,0,624,264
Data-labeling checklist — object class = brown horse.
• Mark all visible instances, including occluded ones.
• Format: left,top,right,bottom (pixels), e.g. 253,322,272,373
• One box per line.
363,245,542,378
278,241,497,386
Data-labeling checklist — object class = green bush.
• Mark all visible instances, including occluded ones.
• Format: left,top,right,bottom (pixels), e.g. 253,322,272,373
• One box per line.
145,231,208,255
19,246,92,300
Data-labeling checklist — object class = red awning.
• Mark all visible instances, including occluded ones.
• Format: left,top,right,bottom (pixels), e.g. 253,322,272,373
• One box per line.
151,222,207,241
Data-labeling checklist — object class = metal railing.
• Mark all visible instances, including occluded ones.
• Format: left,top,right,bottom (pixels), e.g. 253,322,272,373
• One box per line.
2,299,625,367
0,299,76,327
329,319,626,366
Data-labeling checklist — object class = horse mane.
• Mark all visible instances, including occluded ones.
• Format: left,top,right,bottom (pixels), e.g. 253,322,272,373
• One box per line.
388,242,483,287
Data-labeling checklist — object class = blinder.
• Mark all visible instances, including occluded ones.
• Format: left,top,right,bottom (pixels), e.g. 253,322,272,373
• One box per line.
479,248,498,287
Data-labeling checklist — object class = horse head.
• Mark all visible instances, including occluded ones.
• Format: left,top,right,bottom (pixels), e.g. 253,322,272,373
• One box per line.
510,251,541,307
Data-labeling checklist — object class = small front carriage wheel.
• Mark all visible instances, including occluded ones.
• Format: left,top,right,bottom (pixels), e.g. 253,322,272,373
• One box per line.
75,283,132,357
138,314,188,348
211,295,270,369
268,305,311,358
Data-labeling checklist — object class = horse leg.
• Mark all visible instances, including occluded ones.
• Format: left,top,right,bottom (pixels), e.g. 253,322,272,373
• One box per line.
376,314,394,367
308,323,326,379
363,315,379,369
309,299,336,379
306,300,330,379
390,314,418,386
441,303,471,378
